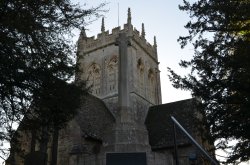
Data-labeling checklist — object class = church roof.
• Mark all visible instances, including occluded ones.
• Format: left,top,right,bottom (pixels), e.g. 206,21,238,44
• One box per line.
145,98,202,150
75,94,115,141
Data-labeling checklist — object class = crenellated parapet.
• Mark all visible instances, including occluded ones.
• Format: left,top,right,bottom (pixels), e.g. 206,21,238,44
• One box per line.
77,11,158,61
132,27,158,61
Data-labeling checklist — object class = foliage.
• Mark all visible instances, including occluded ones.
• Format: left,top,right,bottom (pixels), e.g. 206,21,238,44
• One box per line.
0,0,104,160
24,79,87,131
168,0,250,163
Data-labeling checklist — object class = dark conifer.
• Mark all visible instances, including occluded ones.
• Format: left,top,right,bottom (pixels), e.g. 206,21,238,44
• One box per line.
0,0,105,161
168,0,250,163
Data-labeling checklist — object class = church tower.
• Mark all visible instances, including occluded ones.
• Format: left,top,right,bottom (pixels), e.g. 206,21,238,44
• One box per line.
77,8,162,124
76,8,164,162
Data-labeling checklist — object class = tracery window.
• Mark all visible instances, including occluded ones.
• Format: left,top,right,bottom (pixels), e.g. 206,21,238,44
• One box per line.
148,68,156,103
107,56,118,93
87,63,101,95
137,58,145,95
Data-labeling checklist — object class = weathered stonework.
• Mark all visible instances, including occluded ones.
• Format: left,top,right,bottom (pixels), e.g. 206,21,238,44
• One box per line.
7,8,216,165
77,23,161,108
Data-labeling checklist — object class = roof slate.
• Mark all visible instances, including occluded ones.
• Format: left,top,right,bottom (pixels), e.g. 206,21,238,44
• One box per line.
75,94,116,141
145,98,201,150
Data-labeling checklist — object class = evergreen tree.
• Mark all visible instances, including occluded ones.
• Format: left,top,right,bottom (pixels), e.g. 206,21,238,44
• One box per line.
0,0,104,161
168,0,250,163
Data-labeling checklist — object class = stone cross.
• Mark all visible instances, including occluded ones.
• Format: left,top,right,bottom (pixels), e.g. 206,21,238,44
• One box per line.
115,33,131,109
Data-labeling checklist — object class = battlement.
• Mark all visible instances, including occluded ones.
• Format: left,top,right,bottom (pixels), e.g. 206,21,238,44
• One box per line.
77,8,158,60
78,24,157,59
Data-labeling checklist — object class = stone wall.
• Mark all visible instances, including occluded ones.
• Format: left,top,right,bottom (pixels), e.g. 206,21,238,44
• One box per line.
77,22,162,113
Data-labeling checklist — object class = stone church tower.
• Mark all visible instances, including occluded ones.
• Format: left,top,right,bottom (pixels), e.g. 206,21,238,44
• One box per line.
7,8,216,165
77,8,161,153
77,8,161,114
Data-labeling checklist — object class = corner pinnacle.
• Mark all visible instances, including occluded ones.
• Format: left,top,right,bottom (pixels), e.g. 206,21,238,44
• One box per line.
141,23,145,38
101,17,105,33
80,27,87,38
127,8,131,25
154,36,157,47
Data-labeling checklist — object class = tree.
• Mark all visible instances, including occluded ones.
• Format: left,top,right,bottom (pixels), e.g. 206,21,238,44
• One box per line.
168,0,250,163
0,0,105,161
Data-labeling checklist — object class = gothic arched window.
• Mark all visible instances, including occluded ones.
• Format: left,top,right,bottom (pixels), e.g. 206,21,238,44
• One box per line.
137,58,145,95
107,56,118,92
87,63,101,95
148,68,156,103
